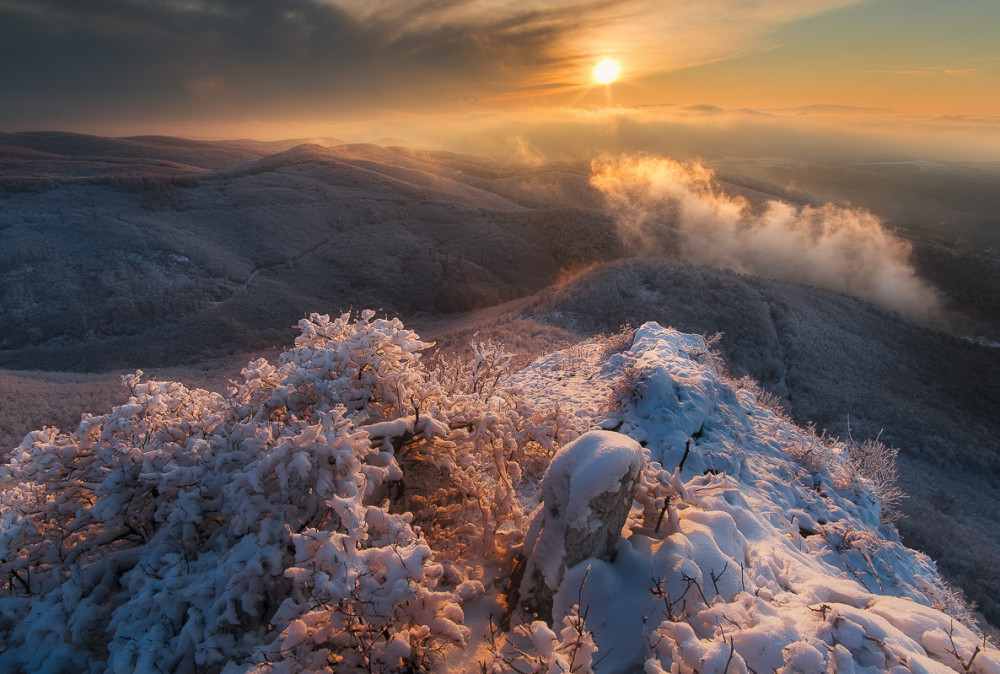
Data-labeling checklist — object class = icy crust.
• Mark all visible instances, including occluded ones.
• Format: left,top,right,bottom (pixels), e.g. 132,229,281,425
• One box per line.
542,323,999,673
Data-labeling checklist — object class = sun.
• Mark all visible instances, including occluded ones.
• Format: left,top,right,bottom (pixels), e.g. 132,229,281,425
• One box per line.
593,58,620,85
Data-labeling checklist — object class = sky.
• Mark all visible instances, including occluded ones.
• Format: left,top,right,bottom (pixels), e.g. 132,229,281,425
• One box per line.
1,0,998,159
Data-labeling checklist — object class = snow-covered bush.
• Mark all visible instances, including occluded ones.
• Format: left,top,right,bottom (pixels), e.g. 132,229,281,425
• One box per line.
844,430,905,524
261,309,432,421
485,601,599,674
3,314,997,673
594,323,636,359
0,312,480,673
391,333,574,563
0,310,584,672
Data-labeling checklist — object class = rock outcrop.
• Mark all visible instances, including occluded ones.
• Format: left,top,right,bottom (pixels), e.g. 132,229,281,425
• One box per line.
514,430,646,623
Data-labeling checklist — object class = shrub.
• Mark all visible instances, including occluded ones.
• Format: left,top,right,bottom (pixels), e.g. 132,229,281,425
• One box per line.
0,311,490,673
0,310,581,672
844,430,905,525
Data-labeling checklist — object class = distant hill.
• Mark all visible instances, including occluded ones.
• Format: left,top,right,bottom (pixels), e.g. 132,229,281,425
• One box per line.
2,132,997,371
0,136,618,370
0,131,337,172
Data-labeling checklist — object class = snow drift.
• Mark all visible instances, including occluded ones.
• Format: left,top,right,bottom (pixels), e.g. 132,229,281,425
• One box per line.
1,314,995,673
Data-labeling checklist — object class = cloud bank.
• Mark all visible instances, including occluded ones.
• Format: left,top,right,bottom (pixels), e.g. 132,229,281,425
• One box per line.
0,0,602,126
590,155,947,322
395,103,1000,165
0,0,874,131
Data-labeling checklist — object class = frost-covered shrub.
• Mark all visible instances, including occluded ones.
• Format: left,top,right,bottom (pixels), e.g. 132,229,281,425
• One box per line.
844,431,905,524
0,312,472,673
397,335,559,562
485,602,599,674
922,577,986,637
605,363,644,412
0,311,575,672
594,323,636,358
781,426,845,476
731,374,786,417
431,335,514,401
262,310,432,421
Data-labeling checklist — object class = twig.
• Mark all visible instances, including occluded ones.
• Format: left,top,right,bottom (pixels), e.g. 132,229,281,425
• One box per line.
682,572,711,608
7,568,30,594
564,566,592,673
650,574,682,622
654,496,671,534
723,636,736,674
679,438,692,472
946,619,982,672
720,614,742,631
711,563,729,597
809,604,832,621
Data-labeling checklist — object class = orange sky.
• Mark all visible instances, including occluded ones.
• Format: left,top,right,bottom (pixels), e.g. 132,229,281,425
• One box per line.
1,0,997,158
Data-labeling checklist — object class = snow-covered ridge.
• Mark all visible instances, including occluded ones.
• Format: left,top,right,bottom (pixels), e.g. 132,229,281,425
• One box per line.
507,322,998,673
0,316,995,673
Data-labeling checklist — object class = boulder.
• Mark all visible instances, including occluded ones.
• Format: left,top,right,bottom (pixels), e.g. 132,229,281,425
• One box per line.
515,430,646,623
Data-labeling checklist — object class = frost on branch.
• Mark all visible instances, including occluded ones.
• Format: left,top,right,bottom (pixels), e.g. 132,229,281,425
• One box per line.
0,311,471,673
486,601,600,674
391,334,561,562
260,309,432,422
843,430,905,525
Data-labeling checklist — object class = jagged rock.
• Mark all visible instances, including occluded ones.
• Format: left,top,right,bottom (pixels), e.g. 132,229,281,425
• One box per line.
515,430,646,623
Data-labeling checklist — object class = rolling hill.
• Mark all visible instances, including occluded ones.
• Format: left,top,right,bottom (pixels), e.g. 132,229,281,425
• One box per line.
1,131,999,632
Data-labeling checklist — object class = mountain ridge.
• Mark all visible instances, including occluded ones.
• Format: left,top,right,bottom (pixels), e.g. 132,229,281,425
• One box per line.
2,132,999,631
2,316,996,671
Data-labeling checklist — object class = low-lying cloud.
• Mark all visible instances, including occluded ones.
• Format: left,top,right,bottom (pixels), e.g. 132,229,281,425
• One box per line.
590,154,946,322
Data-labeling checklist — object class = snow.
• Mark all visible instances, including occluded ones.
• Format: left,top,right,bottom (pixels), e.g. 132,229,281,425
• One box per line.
523,431,644,590
506,322,997,673
543,430,645,531
2,316,997,673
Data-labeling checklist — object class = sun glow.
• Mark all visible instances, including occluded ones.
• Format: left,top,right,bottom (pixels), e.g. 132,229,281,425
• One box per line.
593,58,620,85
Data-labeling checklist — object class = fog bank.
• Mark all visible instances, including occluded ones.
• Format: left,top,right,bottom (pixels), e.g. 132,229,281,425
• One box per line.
590,154,947,323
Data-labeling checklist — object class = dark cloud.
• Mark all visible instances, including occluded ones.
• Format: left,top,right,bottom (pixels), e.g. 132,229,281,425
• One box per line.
1,1,366,121
0,0,622,128
4,0,993,152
